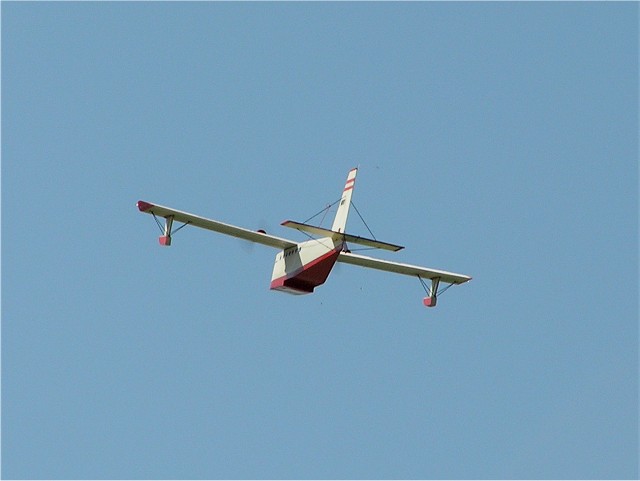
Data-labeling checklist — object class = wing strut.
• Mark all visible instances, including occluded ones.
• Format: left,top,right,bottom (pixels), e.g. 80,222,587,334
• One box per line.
419,276,440,308
418,276,457,307
150,213,190,246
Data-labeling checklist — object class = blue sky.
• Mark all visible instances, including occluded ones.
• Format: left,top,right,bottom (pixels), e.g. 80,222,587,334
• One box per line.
2,2,638,479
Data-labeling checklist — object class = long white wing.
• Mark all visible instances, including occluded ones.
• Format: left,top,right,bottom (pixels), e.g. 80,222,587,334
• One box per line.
337,251,471,285
137,200,298,250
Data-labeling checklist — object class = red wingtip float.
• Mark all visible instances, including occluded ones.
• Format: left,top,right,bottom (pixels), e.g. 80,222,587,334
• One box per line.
423,297,436,308
137,168,471,308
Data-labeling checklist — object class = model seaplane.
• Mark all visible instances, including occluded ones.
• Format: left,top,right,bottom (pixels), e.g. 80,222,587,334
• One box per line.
137,168,471,307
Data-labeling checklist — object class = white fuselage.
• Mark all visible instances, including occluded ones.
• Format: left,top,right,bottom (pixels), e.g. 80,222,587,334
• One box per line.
270,236,344,294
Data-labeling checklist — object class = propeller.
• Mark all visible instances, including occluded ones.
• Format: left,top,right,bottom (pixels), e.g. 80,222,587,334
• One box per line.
238,217,272,254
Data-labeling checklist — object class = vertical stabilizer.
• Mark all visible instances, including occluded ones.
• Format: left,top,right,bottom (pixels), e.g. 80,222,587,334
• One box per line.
331,167,358,233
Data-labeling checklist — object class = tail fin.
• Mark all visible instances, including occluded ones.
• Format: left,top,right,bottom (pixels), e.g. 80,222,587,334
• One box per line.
331,167,357,233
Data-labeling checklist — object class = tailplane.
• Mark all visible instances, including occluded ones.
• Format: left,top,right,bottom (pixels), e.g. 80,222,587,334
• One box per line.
331,167,357,233
282,167,404,252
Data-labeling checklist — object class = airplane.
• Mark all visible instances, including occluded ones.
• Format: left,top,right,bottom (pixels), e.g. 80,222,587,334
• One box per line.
137,168,471,307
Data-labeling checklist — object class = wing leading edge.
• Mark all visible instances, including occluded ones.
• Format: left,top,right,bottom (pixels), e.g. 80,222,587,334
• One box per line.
337,251,471,285
137,200,298,250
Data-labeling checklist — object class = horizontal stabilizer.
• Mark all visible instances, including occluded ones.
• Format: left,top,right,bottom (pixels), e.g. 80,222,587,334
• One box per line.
281,220,404,252
337,251,472,285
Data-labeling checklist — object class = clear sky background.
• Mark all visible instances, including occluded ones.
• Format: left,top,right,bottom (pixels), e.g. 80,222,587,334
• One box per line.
2,2,638,479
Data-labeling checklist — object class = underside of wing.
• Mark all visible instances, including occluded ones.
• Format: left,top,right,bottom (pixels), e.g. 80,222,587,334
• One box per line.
281,220,404,252
137,200,298,250
337,251,472,285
